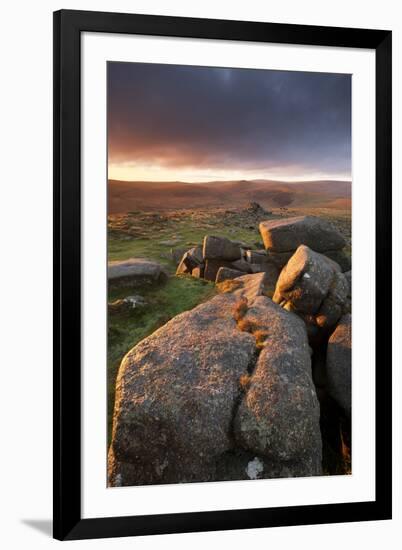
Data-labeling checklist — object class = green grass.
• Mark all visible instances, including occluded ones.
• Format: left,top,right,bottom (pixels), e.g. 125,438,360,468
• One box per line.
107,275,216,441
108,225,262,269
108,237,173,266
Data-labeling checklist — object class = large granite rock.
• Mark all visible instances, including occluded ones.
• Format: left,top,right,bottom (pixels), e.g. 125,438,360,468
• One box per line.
204,259,233,281
273,245,337,313
266,248,351,273
344,271,352,299
175,247,203,275
245,249,268,264
344,270,352,315
231,259,253,273
216,272,267,302
325,250,351,272
243,250,279,285
215,267,244,283
231,272,267,303
249,262,279,290
259,216,345,253
326,314,352,417
273,245,349,338
191,265,205,278
315,271,349,329
108,293,256,486
109,273,323,486
234,296,322,473
203,235,241,261
265,249,294,269
175,256,191,275
108,258,166,287
215,448,318,480
187,245,204,264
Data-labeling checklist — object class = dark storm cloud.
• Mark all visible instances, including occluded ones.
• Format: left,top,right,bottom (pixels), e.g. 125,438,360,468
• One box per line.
108,62,351,176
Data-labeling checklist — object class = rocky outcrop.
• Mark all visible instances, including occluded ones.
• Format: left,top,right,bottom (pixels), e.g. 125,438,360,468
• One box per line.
260,215,345,253
108,274,322,486
108,293,257,486
230,272,267,303
315,272,349,329
326,314,352,417
265,248,351,273
273,245,349,339
231,259,253,273
203,259,234,281
214,449,315,481
176,246,204,275
249,262,278,291
175,234,279,286
344,270,352,310
191,265,204,278
325,250,351,272
109,213,353,485
215,267,244,283
245,249,267,264
203,235,241,261
259,216,349,271
234,296,322,474
108,258,167,287
247,201,271,216
175,216,348,287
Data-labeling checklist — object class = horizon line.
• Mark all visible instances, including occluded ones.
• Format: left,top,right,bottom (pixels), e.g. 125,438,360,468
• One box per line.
108,177,352,185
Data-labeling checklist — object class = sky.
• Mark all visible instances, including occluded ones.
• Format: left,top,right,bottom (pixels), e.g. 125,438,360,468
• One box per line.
108,62,351,183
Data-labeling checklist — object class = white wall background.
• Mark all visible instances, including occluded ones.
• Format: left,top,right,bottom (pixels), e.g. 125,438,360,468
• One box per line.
0,0,400,548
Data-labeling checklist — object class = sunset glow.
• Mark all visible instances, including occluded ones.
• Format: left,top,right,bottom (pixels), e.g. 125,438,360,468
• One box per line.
108,162,350,183
108,62,351,184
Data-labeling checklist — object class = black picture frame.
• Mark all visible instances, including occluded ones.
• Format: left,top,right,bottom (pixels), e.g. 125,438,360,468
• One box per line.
53,9,392,541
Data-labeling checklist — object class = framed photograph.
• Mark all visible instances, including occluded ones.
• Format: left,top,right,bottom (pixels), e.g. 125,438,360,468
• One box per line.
53,9,392,541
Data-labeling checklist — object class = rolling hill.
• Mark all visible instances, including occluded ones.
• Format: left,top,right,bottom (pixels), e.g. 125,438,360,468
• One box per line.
108,179,351,214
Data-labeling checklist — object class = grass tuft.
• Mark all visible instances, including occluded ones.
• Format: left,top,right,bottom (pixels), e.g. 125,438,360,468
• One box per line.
217,279,242,293
239,373,252,391
232,297,249,321
237,318,257,333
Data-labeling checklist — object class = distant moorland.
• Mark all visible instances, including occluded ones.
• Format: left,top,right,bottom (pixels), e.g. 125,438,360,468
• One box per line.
108,179,351,214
